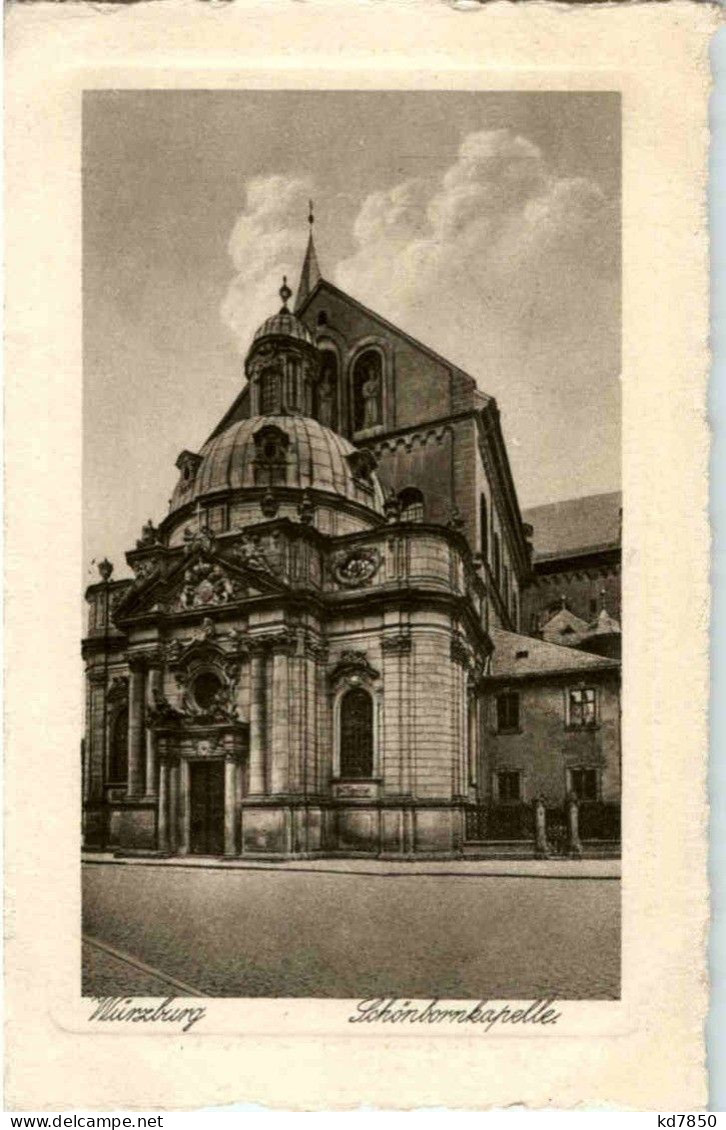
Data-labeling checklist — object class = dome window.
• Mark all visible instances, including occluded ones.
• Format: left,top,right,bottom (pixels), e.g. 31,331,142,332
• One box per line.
317,311,328,327
253,423,289,486
175,450,202,490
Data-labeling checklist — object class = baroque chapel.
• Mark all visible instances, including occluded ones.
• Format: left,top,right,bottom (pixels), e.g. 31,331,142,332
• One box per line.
82,224,621,859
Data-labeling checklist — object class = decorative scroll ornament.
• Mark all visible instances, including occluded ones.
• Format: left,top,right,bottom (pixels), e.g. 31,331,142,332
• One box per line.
328,649,380,686
178,562,235,610
147,689,183,725
332,547,381,588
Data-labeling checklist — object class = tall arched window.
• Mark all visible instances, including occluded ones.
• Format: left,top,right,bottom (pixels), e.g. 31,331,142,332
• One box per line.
339,687,374,778
259,369,278,415
352,350,383,433
398,487,424,523
493,532,501,587
313,351,339,431
479,495,488,559
109,707,129,783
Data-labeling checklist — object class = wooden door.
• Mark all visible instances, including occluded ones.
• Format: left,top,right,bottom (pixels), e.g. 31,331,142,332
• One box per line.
189,761,225,855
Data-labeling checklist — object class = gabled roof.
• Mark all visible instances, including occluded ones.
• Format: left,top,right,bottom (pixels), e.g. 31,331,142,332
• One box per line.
297,277,486,395
522,491,622,560
585,607,621,636
489,627,618,680
539,606,590,647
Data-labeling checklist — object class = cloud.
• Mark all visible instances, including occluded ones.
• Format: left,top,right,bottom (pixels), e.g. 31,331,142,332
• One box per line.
220,130,619,505
221,174,313,353
334,129,615,369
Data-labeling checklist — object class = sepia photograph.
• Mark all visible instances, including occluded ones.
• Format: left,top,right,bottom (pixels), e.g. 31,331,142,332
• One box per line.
81,89,622,1002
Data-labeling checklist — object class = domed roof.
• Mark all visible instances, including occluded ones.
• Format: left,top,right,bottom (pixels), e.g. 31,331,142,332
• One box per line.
170,415,385,516
252,310,314,348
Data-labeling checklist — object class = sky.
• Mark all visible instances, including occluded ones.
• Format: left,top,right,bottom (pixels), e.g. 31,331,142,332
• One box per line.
83,90,620,581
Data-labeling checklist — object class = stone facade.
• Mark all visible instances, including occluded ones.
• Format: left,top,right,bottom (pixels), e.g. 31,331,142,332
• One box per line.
82,249,621,859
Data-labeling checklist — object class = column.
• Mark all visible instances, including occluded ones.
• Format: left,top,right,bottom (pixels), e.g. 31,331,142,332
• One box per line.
145,664,162,797
248,649,266,794
168,761,179,853
157,760,169,853
467,691,478,788
270,647,290,794
179,760,190,855
224,756,237,856
127,660,146,797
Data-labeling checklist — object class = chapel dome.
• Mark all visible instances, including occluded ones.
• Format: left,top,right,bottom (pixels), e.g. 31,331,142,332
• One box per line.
251,309,314,349
170,414,386,516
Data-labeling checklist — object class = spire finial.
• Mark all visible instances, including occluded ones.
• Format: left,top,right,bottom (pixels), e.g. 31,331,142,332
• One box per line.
279,274,292,312
308,199,315,228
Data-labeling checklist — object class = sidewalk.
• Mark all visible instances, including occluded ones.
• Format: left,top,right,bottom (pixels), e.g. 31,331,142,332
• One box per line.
82,852,620,879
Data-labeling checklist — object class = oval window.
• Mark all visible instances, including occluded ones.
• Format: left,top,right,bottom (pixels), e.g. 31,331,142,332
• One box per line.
192,671,223,711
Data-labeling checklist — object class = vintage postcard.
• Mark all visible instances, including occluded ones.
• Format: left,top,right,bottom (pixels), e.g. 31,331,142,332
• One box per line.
4,0,716,1111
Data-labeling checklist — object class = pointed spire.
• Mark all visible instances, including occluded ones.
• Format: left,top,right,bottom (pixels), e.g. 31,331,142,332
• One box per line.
295,200,322,312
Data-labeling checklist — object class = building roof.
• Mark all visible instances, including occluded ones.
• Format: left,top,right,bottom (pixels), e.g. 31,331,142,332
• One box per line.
170,414,386,516
252,309,314,349
539,606,590,647
489,627,619,680
522,490,622,560
585,607,621,636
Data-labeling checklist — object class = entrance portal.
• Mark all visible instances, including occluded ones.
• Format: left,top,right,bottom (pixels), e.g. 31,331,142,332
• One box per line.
189,760,225,855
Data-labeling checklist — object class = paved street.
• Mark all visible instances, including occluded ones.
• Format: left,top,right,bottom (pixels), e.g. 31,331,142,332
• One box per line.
82,861,620,999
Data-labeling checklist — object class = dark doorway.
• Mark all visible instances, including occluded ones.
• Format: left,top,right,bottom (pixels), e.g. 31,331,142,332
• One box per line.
189,760,225,855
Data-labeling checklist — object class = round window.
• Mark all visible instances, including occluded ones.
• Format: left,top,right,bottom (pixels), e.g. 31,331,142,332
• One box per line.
192,671,223,711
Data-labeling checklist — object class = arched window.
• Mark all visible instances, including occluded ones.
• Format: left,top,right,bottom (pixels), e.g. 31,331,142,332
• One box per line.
339,687,374,778
109,707,129,783
253,424,289,486
479,495,488,559
398,487,424,523
313,351,339,431
512,590,519,631
259,369,278,415
493,532,501,587
352,350,383,433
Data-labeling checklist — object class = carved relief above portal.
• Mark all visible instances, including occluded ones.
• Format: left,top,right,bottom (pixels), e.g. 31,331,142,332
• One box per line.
177,561,237,610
